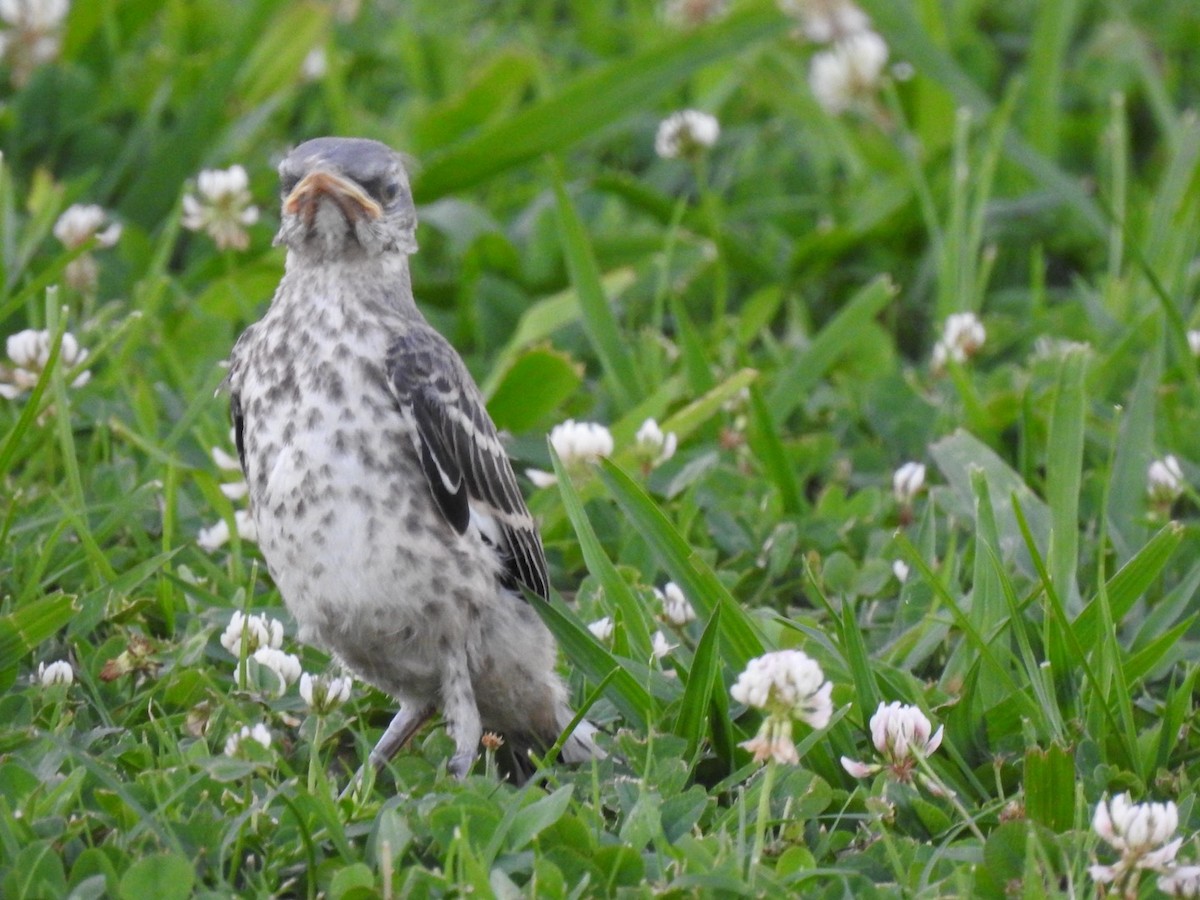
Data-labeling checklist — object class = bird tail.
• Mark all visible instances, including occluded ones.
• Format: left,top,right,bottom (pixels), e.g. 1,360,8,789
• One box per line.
555,707,606,765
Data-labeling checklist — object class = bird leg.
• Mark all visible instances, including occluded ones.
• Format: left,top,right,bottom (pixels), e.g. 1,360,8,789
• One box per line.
369,702,435,770
442,659,483,779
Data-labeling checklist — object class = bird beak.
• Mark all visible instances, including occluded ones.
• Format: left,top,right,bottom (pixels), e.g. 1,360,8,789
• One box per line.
283,170,383,227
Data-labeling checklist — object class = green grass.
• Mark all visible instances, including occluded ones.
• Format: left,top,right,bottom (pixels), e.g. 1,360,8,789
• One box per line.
3,0,1200,896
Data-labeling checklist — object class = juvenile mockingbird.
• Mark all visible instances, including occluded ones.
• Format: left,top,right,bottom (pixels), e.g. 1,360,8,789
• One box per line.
225,137,600,778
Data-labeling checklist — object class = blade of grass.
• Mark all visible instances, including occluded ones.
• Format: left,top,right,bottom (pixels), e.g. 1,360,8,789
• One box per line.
550,446,652,657
551,164,641,410
1045,349,1086,612
415,8,784,200
767,275,896,421
597,459,765,671
674,605,723,763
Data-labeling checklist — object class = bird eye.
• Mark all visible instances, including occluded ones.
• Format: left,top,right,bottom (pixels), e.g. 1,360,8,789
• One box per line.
384,181,401,202
280,174,300,195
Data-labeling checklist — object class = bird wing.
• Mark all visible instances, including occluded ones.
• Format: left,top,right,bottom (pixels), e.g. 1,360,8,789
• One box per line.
386,327,550,601
230,391,248,475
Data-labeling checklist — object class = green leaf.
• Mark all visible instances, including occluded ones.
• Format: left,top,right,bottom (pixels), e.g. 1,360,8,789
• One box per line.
551,165,641,409
674,606,723,763
117,853,194,900
232,3,332,108
535,596,655,730
767,275,896,420
1045,349,1086,610
551,446,652,657
506,785,574,852
486,348,582,433
1024,743,1075,832
415,8,784,199
597,460,765,671
5,841,67,900
929,430,1051,581
747,386,803,514
480,270,637,397
1074,523,1182,648
0,593,78,689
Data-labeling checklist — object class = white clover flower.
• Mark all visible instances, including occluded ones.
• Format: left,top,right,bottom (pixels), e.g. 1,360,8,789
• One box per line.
527,419,614,487
54,204,121,250
301,46,327,81
299,671,353,714
1188,331,1200,358
809,30,888,115
252,647,301,694
224,722,272,757
655,110,720,160
635,418,678,470
650,630,676,660
840,701,944,781
892,559,909,583
778,0,870,42
892,461,926,505
1090,794,1183,889
1148,455,1185,506
0,0,68,86
731,649,833,765
655,582,696,626
663,0,729,27
53,204,122,291
219,611,285,657
198,509,258,551
0,328,91,399
37,659,73,687
931,312,986,372
182,165,260,251
1160,865,1200,898
587,616,614,642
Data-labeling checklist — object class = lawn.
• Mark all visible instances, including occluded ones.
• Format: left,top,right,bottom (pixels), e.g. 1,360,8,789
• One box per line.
2,0,1200,897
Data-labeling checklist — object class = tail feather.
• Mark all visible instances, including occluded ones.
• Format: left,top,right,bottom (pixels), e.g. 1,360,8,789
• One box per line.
556,709,605,765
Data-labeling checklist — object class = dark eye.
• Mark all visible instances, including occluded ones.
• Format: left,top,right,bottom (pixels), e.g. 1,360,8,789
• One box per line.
280,173,300,195
383,181,401,202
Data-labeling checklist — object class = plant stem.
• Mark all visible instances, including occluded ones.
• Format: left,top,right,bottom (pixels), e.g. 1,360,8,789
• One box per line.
750,758,776,882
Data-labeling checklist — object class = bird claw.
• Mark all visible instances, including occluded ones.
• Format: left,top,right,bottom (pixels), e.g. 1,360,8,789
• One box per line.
448,749,476,779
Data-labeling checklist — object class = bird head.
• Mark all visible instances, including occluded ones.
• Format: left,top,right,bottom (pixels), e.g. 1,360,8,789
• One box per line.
275,137,418,260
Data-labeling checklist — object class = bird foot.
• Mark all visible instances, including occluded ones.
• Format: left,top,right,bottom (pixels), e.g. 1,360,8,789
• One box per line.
448,749,477,779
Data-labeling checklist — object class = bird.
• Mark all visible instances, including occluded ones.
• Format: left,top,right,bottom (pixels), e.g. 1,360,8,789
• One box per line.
224,137,601,780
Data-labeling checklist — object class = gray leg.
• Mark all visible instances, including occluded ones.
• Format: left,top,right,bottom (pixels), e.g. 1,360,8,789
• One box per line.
442,659,482,779
370,703,435,769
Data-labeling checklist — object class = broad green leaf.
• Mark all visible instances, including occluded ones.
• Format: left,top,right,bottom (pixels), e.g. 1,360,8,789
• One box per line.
481,270,636,397
117,853,194,900
486,348,582,433
506,785,574,852
1024,743,1075,832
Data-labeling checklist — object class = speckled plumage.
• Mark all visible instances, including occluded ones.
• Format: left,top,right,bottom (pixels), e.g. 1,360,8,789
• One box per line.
225,137,599,778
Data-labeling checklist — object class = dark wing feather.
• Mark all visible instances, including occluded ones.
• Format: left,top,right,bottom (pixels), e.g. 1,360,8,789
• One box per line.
387,328,550,601
231,392,248,475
